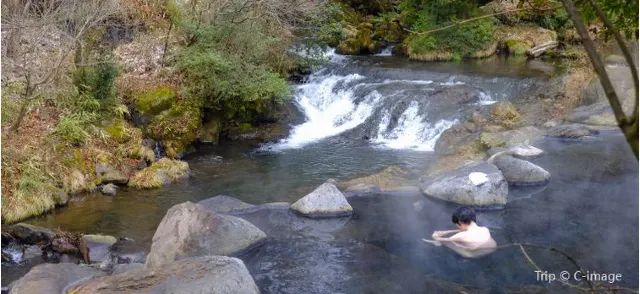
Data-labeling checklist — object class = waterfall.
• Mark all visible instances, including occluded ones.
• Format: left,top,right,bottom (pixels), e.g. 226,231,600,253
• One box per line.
269,50,531,151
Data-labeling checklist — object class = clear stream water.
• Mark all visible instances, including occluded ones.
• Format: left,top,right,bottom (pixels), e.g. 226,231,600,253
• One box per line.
3,53,638,293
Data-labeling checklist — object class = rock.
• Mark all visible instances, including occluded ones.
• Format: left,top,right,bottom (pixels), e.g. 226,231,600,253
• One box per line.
110,263,144,275
344,183,381,196
434,124,479,156
107,237,146,265
489,155,551,186
198,119,222,144
489,144,544,159
479,126,543,148
566,102,617,126
413,200,425,212
23,245,43,260
72,256,260,294
198,195,255,214
198,196,290,214
52,238,78,255
546,124,600,138
82,234,117,264
420,162,508,206
4,223,54,245
128,158,190,188
604,54,627,66
338,166,412,191
471,111,488,126
9,263,105,294
291,182,353,217
487,147,508,157
526,41,559,58
490,101,521,128
95,163,129,185
543,120,559,128
145,202,266,268
580,64,635,115
100,183,118,196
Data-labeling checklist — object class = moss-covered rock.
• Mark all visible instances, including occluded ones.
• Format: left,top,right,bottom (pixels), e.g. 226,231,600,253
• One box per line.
128,158,190,189
491,101,521,129
506,39,531,56
135,86,177,116
147,104,201,158
336,22,381,55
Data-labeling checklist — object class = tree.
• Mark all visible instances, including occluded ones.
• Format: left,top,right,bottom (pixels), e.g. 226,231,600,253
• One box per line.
1,0,123,133
558,0,638,159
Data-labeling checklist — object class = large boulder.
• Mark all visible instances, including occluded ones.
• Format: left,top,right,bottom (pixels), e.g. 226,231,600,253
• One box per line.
479,126,543,149
291,182,353,217
420,162,508,206
145,202,266,268
546,123,600,138
580,63,636,114
95,163,129,185
72,256,260,294
489,155,551,186
566,102,618,127
9,263,105,294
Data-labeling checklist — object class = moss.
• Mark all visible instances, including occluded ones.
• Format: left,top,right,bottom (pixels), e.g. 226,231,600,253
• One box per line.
128,146,155,162
128,158,190,189
480,132,507,149
336,38,362,55
104,120,128,142
506,39,531,56
147,104,201,158
135,86,177,116
491,101,521,128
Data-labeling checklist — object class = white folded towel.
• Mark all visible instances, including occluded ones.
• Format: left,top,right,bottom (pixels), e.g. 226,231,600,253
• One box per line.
469,172,489,186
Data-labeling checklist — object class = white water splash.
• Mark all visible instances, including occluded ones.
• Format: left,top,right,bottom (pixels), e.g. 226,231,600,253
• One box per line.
374,46,394,57
275,74,382,149
373,101,458,151
476,91,497,105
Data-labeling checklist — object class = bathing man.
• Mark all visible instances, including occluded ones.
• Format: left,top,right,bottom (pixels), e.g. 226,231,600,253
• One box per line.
423,206,497,258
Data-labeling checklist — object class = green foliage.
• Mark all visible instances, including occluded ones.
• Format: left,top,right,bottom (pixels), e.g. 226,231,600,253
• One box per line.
533,7,569,30
147,104,201,152
576,0,638,39
401,0,496,56
506,39,531,56
55,113,94,145
73,61,119,103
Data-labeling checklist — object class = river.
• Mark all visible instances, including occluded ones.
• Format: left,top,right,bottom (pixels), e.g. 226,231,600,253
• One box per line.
3,52,638,293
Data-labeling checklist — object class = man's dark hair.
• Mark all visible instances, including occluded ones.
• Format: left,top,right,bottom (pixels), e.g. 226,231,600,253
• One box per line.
452,206,476,225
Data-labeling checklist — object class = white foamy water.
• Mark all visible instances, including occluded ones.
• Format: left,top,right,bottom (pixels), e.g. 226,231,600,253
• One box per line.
374,46,394,57
476,91,497,105
373,102,458,151
274,74,382,149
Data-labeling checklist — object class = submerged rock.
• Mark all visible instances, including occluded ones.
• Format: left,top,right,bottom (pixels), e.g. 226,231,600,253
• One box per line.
9,263,105,294
145,202,266,268
546,123,600,138
420,162,508,206
198,195,255,214
198,195,290,214
344,183,382,196
73,256,259,294
490,155,551,186
128,158,190,189
291,182,353,217
110,263,144,275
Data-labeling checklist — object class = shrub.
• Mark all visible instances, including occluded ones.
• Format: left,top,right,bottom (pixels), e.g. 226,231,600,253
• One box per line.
55,114,93,145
